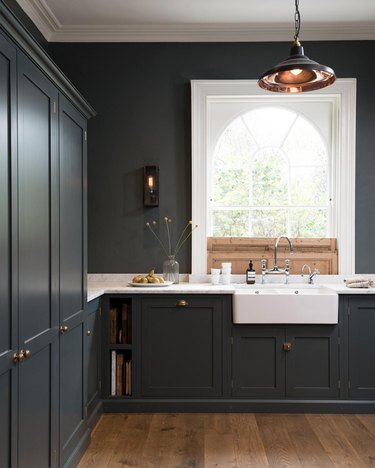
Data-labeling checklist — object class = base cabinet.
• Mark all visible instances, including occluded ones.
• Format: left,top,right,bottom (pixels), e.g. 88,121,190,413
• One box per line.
232,325,339,399
346,296,375,399
140,295,225,398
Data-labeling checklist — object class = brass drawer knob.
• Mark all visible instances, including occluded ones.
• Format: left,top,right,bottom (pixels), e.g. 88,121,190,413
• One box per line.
176,299,188,307
23,349,31,359
60,325,69,334
87,330,91,336
283,342,292,352
13,351,25,363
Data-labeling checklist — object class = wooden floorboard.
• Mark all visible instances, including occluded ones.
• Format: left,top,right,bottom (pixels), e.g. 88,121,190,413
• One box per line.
78,413,375,468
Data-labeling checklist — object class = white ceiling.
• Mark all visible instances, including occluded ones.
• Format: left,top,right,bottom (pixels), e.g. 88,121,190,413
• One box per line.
16,0,375,42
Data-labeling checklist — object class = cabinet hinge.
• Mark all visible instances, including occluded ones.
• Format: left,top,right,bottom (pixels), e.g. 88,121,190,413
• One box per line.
338,380,340,389
99,307,102,317
231,380,234,389
84,130,87,141
338,337,341,345
84,406,88,418
348,380,351,389
99,380,102,390
53,101,57,114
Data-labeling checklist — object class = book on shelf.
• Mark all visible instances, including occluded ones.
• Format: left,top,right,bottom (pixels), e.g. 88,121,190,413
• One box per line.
109,307,117,344
125,360,131,396
110,350,116,396
116,353,124,396
121,303,128,344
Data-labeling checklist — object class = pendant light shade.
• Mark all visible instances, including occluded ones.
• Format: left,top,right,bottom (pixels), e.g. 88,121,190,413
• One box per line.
258,1,336,93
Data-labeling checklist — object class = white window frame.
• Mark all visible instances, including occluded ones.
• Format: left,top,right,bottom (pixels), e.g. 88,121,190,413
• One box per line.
191,79,357,274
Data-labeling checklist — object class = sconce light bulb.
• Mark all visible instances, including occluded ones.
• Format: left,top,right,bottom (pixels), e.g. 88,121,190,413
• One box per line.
147,175,154,191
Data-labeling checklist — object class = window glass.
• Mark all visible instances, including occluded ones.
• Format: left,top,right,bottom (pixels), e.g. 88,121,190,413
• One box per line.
211,106,329,238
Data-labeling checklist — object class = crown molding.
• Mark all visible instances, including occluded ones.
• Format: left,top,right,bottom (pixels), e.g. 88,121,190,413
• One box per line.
47,23,375,42
14,1,375,42
15,0,60,40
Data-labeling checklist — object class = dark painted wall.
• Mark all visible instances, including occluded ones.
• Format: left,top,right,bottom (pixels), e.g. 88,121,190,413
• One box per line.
49,41,375,274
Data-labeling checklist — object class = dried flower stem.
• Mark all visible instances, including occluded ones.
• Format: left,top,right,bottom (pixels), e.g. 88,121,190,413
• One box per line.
174,225,198,256
146,218,198,258
146,222,169,257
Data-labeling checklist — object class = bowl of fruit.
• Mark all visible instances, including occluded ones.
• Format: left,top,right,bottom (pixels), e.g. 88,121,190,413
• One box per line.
129,270,173,287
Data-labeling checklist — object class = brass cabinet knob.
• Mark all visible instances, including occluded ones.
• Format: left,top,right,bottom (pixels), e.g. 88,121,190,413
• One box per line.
283,342,292,352
60,325,69,334
176,299,188,307
23,349,31,359
13,350,25,362
87,330,91,336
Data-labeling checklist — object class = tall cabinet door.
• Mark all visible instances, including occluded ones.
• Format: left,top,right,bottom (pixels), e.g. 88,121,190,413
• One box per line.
17,53,59,468
0,32,17,468
58,95,88,467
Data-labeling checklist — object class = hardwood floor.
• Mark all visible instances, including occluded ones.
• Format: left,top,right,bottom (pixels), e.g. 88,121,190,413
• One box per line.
78,413,375,467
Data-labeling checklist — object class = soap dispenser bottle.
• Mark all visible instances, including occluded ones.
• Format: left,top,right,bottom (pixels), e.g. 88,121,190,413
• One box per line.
246,260,256,284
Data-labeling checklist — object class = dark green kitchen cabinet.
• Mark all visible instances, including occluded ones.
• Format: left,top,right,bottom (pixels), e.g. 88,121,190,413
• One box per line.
0,31,17,468
232,327,285,398
58,94,88,467
0,5,95,466
285,326,339,398
17,51,60,468
140,295,226,398
85,299,101,425
232,325,339,399
346,296,375,399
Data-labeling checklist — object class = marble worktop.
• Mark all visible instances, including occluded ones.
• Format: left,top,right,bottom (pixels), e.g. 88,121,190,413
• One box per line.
87,274,375,302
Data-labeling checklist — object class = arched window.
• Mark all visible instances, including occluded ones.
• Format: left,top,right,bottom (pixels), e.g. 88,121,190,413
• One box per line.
210,106,330,238
192,80,356,274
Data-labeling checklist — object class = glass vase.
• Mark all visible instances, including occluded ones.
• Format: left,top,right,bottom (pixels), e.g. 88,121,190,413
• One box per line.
163,255,179,284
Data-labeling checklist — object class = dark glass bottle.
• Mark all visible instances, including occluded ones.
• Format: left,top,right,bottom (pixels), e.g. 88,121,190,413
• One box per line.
246,260,256,284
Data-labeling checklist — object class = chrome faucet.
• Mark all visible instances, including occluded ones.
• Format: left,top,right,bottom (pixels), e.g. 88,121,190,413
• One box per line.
261,236,294,284
301,264,320,284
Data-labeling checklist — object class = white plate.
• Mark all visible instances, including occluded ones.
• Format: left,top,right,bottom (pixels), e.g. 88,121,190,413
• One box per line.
128,281,174,287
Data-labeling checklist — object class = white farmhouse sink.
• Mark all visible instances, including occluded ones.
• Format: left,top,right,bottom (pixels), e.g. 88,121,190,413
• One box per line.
232,284,338,324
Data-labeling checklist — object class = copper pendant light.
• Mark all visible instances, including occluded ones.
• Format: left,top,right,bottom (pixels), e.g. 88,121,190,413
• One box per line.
258,0,336,93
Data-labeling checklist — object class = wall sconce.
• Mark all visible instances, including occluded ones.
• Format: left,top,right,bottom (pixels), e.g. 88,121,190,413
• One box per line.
143,165,159,207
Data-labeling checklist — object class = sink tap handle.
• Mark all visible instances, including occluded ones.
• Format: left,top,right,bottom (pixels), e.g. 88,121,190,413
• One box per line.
261,259,267,284
285,259,290,284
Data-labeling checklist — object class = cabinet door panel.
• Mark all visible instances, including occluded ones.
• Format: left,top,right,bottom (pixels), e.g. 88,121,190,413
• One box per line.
347,298,375,399
0,32,17,468
286,326,339,398
141,296,223,397
0,34,14,359
232,326,285,398
86,306,101,416
17,54,59,347
17,53,59,468
0,371,11,468
18,342,58,468
58,95,87,464
60,323,85,465
59,95,87,325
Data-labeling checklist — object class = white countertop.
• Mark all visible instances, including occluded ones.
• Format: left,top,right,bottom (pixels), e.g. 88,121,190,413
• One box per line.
87,274,375,302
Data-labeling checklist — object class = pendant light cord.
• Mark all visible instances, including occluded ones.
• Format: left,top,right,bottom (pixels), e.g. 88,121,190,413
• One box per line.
294,0,301,40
